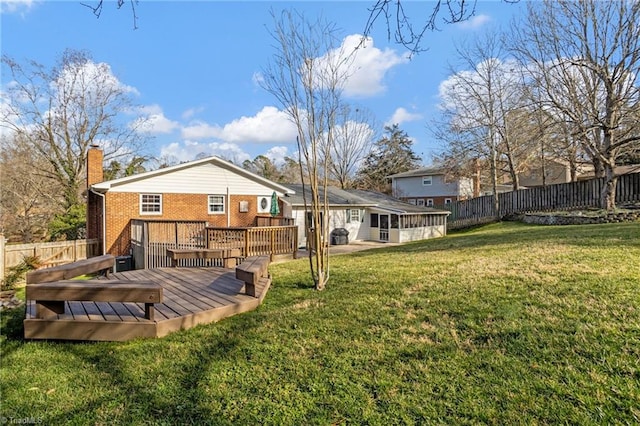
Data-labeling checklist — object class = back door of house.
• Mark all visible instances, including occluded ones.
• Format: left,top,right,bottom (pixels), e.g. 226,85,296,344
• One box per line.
379,214,389,241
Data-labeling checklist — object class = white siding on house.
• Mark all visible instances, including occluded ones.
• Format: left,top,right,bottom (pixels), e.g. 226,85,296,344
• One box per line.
290,207,368,247
393,174,461,198
106,163,283,196
398,225,446,242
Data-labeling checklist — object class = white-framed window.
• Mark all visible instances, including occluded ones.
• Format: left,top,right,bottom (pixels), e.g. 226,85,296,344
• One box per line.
417,199,425,206
140,194,162,215
445,198,452,205
208,195,225,214
408,199,417,205
427,199,434,207
422,176,433,186
347,209,360,223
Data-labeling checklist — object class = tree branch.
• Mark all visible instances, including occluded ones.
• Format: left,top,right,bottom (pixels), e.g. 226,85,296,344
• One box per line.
81,0,139,29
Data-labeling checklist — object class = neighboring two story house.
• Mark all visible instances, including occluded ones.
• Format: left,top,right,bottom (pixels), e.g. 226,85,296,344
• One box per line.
388,167,474,207
517,158,595,187
86,147,294,257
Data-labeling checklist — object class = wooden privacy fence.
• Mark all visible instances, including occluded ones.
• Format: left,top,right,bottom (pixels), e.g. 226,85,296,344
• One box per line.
446,172,640,229
0,236,100,279
131,219,298,269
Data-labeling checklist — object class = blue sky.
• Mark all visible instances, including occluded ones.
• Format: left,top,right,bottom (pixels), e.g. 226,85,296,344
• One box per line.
1,1,527,167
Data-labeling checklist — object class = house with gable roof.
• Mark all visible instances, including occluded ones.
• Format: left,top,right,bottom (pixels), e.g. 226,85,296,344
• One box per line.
388,167,475,207
282,184,449,246
86,147,294,257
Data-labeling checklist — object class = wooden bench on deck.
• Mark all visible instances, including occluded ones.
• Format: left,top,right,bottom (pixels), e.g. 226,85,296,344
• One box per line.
166,248,242,268
26,280,163,321
26,254,116,284
25,254,164,340
235,255,270,297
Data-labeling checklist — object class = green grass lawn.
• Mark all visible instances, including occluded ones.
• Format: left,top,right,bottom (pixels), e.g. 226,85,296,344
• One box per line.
1,221,639,425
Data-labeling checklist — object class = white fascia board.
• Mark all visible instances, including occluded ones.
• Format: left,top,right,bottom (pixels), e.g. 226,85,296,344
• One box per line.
91,156,295,195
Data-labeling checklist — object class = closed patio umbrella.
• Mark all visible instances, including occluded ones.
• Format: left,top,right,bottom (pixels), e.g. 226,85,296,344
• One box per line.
270,191,280,217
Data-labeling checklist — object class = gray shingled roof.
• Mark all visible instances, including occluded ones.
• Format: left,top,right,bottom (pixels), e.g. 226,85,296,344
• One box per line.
282,184,448,215
282,184,372,206
345,189,448,214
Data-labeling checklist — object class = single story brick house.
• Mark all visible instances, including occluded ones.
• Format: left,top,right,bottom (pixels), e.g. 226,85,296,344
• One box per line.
282,184,450,247
86,147,294,257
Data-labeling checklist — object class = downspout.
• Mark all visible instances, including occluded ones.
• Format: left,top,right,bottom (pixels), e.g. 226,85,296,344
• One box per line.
226,187,230,228
89,188,107,257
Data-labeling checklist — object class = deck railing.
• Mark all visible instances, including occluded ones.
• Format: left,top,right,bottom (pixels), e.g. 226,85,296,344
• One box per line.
206,226,298,259
131,220,298,269
255,216,295,227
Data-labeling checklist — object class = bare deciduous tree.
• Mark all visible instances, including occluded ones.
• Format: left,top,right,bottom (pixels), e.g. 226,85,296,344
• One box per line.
510,0,640,209
81,0,139,28
327,105,377,189
1,49,149,213
260,10,353,290
364,0,519,55
438,30,528,212
0,134,61,242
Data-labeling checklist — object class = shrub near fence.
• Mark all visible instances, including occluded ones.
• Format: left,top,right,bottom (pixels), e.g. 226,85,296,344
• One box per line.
0,236,100,280
446,172,640,229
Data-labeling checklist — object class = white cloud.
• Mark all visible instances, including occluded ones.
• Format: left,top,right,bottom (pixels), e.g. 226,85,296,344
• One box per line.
141,113,180,134
341,35,409,97
456,14,491,30
313,34,408,98
53,60,140,101
181,121,219,139
181,106,297,144
219,106,296,143
0,0,36,14
159,140,251,164
386,107,423,126
130,104,180,134
181,107,204,121
264,146,289,166
251,72,265,87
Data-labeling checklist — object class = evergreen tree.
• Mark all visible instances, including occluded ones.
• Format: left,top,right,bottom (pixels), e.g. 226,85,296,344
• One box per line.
355,124,422,194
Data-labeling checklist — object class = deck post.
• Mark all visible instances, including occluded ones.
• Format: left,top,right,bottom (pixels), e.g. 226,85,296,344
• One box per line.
270,230,275,262
145,303,154,321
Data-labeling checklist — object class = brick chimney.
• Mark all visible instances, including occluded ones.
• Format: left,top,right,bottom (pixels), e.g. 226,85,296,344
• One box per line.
87,144,104,187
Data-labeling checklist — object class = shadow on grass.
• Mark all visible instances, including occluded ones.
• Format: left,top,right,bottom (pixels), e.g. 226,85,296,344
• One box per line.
0,305,28,371
0,298,266,423
46,314,261,424
0,305,26,340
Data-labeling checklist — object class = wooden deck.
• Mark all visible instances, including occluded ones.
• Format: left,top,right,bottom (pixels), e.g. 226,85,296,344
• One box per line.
24,267,270,341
